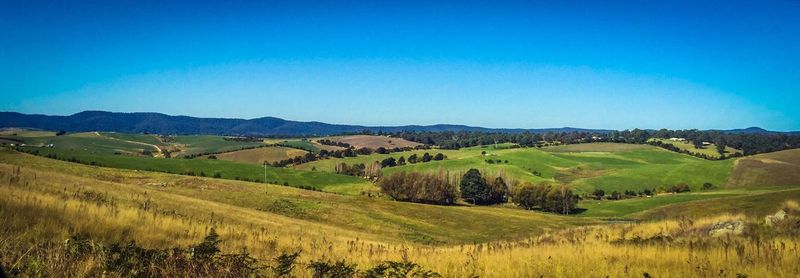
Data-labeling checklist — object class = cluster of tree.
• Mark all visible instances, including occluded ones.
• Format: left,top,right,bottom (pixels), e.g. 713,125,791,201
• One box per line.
485,159,508,164
316,139,351,148
591,189,656,200
334,161,382,178
380,152,446,168
222,136,263,142
512,183,578,214
377,171,459,205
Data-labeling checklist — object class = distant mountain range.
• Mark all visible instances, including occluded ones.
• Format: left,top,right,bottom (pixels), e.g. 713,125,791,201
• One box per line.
0,111,796,136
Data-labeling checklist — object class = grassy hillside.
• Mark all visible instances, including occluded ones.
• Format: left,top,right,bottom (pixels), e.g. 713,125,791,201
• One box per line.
298,143,734,194
3,132,158,155
171,135,265,157
0,149,593,245
634,187,800,219
15,146,367,192
99,132,167,147
728,148,800,187
203,146,308,164
273,139,320,152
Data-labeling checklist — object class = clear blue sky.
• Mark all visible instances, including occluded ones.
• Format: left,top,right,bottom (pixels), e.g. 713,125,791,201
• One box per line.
1,1,798,130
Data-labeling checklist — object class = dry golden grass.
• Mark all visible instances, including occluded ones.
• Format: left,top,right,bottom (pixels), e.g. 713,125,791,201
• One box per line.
2,148,800,277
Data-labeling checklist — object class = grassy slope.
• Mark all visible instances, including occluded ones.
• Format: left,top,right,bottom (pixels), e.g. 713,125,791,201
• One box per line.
0,148,595,245
8,132,159,155
16,146,367,191
171,135,264,157
99,132,166,147
728,148,800,188
273,139,320,152
634,187,800,219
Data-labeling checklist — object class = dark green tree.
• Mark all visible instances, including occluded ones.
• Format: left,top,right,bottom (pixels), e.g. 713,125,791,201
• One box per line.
380,157,397,168
460,169,490,205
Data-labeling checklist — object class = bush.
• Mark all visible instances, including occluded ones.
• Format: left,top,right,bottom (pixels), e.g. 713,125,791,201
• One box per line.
668,183,691,193
363,261,441,278
308,260,358,278
592,189,605,200
272,251,301,277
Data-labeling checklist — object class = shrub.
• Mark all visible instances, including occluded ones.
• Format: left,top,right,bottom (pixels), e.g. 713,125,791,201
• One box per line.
668,183,691,193
307,260,358,278
592,189,605,200
272,251,301,277
363,261,441,278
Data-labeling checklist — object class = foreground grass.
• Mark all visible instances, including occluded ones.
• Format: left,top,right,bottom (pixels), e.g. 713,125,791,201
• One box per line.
2,148,800,277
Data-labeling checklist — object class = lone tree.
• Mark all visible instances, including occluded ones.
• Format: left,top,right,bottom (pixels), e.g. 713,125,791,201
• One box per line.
460,169,490,204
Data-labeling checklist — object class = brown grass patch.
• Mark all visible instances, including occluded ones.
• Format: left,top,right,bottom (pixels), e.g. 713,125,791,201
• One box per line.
325,135,421,149
728,149,800,187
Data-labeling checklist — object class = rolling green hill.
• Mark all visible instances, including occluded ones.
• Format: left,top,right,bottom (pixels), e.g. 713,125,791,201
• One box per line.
297,143,734,194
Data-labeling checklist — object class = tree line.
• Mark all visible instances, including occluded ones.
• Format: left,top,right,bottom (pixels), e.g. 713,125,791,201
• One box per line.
384,129,800,158
379,152,446,168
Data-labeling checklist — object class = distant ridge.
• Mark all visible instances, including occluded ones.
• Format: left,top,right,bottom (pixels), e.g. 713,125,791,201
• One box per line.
0,111,612,136
0,111,795,136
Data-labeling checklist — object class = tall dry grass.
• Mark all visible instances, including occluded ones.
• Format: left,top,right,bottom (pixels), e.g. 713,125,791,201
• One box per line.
2,161,800,277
